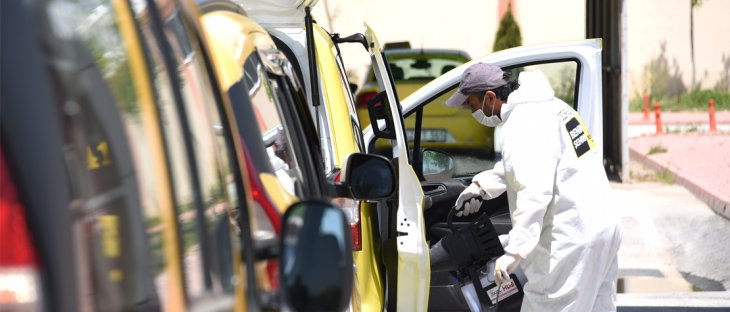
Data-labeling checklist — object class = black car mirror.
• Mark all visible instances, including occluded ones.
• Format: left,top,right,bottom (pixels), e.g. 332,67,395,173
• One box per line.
367,91,396,140
420,149,455,181
338,153,396,200
280,200,353,312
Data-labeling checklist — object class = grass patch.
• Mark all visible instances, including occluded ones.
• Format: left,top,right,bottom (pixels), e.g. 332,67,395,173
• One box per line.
630,90,730,112
629,166,676,184
656,168,676,184
647,145,668,155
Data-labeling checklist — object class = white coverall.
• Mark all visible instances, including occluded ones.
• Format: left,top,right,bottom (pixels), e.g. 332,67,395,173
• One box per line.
472,70,622,311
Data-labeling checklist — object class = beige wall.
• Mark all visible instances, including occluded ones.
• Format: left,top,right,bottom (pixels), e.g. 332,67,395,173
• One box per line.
313,0,730,96
313,0,585,83
628,0,730,97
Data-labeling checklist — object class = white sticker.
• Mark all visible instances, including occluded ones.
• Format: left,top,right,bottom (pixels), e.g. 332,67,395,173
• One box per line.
486,278,519,304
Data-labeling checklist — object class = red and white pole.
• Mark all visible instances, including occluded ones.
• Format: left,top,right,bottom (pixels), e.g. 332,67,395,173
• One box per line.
654,101,663,135
709,98,717,132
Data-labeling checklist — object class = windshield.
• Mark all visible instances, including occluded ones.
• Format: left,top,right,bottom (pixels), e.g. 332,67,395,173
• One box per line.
367,52,470,82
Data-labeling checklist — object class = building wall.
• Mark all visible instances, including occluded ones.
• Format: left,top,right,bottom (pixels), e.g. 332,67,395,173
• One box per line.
627,0,730,98
313,0,730,97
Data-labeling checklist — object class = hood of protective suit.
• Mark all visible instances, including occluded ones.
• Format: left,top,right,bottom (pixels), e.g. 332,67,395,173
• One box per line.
500,70,555,121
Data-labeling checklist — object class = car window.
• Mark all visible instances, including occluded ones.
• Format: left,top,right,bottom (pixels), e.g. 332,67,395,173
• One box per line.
389,57,467,81
269,35,339,174
364,52,469,84
505,61,579,108
134,0,240,306
243,53,306,197
334,49,368,153
407,60,580,178
43,0,163,309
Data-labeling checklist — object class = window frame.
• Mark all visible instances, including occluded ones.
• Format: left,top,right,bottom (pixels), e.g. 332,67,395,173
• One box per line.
405,58,582,180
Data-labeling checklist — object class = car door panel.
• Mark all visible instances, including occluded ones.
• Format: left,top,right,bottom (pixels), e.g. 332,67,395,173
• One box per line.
365,24,430,312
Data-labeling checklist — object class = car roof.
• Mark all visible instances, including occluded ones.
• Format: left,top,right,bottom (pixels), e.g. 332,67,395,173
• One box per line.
383,48,471,60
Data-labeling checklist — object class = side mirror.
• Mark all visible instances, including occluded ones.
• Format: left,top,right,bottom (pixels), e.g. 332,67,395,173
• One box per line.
420,149,455,181
338,153,396,200
280,201,353,312
367,91,396,140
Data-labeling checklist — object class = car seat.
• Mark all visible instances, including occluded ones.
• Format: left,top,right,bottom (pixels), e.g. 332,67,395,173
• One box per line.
441,65,456,75
389,63,404,80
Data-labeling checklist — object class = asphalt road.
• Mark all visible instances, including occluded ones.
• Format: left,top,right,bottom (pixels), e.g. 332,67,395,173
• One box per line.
611,162,730,309
452,155,730,293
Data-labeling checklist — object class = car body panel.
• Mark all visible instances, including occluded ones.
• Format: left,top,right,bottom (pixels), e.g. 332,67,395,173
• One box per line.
243,2,389,310
313,24,360,167
242,0,344,174
136,0,254,309
199,10,259,90
365,24,430,312
200,10,300,217
309,23,391,311
200,6,340,304
230,1,433,310
2,0,256,310
115,1,188,308
351,207,386,311
259,173,299,212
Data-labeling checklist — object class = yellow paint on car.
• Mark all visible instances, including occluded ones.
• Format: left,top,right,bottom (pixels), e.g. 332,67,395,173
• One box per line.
259,173,298,213
99,215,120,258
312,24,386,310
200,12,265,90
112,0,186,309
353,202,386,311
313,25,358,167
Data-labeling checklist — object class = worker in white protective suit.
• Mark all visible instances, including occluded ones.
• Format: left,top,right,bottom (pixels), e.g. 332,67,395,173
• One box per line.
444,63,622,311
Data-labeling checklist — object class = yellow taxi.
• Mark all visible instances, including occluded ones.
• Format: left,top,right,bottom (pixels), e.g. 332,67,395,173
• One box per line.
240,0,429,310
0,0,357,310
354,47,496,158
197,1,400,309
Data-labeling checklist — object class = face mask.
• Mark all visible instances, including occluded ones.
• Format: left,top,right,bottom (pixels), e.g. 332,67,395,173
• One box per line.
472,93,502,127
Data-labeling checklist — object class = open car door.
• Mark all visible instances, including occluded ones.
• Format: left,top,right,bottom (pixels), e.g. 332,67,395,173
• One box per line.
364,24,430,311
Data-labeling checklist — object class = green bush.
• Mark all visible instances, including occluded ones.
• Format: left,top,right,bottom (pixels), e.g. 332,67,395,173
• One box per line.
493,5,522,52
630,89,730,112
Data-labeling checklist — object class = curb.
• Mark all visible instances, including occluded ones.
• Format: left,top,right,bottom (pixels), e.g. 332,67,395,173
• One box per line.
617,291,730,310
629,147,730,219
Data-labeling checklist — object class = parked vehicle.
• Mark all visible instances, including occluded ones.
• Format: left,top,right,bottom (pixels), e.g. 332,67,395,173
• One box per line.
355,46,472,112
198,0,325,296
196,2,400,309
0,0,370,310
364,39,604,311
240,0,428,310
354,47,495,157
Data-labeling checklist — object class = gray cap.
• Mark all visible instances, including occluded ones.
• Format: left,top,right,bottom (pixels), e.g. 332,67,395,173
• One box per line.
445,63,507,108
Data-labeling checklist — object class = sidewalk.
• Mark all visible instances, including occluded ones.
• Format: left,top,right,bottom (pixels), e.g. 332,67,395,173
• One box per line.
628,112,730,219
